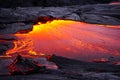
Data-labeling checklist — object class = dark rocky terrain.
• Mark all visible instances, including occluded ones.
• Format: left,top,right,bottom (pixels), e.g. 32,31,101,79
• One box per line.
0,0,119,8
0,55,120,80
0,4,120,34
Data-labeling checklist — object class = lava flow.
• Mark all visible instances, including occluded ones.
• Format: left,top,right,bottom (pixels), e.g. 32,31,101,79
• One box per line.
6,20,120,61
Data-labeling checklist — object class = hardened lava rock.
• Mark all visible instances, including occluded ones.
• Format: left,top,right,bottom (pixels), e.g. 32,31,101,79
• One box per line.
9,55,46,75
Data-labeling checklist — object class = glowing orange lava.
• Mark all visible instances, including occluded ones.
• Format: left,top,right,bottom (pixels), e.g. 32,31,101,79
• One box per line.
6,20,120,61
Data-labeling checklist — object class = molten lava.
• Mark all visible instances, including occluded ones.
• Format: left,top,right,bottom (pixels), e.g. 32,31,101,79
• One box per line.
6,20,120,61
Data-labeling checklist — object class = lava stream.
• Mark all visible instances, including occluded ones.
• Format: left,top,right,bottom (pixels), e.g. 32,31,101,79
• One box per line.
6,20,120,61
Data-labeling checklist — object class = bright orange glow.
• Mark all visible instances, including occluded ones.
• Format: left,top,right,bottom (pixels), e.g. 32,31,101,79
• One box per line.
0,55,12,58
40,53,45,56
6,20,120,61
29,50,37,55
101,58,107,62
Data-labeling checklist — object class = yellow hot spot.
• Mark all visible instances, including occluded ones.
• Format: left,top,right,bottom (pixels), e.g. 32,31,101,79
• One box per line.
29,50,37,55
40,53,45,56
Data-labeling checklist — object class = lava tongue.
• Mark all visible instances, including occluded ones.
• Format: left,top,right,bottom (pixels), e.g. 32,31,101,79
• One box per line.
9,55,46,75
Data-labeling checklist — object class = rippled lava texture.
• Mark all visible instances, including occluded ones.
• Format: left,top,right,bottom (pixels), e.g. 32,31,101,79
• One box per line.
6,20,120,61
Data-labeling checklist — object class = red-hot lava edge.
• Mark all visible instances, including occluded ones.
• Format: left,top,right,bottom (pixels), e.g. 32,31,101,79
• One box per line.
0,17,120,63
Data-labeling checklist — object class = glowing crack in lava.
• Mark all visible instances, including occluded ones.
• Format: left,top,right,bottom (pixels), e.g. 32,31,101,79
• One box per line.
6,20,120,61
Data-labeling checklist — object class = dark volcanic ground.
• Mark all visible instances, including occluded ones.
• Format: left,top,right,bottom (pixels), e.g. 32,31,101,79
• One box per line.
0,55,120,80
0,0,119,8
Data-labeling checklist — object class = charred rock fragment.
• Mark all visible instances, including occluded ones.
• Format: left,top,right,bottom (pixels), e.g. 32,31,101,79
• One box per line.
33,16,59,24
9,55,46,75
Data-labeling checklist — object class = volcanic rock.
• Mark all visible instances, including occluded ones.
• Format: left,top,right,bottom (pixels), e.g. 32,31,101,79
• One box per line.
9,55,46,75
0,55,120,80
0,4,120,30
0,58,13,75
0,0,96,8
33,16,59,24
0,23,32,34
76,4,120,25
0,0,119,8
50,55,120,72
0,41,14,55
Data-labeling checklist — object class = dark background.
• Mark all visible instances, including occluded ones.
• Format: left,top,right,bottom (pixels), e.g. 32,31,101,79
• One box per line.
0,0,119,8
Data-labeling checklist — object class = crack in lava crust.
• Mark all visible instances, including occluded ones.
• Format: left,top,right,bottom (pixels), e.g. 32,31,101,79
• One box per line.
6,20,120,61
